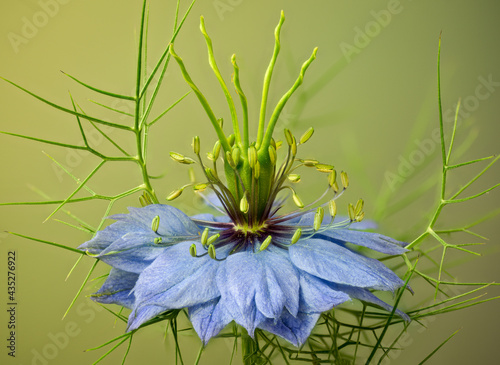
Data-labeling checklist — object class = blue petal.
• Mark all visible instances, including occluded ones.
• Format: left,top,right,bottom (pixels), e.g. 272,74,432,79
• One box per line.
78,204,200,273
128,241,221,331
334,284,410,322
298,270,350,313
95,232,166,273
190,213,232,224
258,310,320,347
261,247,300,317
127,305,167,331
289,238,405,292
189,297,232,345
92,268,138,309
112,205,199,237
283,212,402,254
317,229,408,255
216,248,299,327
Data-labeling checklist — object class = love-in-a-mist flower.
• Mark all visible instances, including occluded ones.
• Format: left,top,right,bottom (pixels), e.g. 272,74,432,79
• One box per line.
79,12,409,347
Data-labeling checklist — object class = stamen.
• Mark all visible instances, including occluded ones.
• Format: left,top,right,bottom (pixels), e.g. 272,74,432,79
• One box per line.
288,174,301,183
291,228,302,244
226,151,237,169
301,159,318,166
284,128,294,146
190,243,197,257
170,151,195,164
193,183,208,192
212,140,222,160
268,145,277,165
151,215,160,233
240,193,249,213
341,171,349,189
201,228,209,246
328,200,337,219
208,244,216,259
328,170,337,187
291,135,297,156
348,203,355,221
166,188,183,201
315,164,334,173
299,127,314,144
207,233,221,246
248,145,257,168
313,207,324,231
254,161,261,179
259,235,273,251
192,136,200,154
231,147,241,166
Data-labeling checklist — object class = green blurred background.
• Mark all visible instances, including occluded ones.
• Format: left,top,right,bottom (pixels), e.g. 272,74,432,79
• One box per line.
0,0,499,364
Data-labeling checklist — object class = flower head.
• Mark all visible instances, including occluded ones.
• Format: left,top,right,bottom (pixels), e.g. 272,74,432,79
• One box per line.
79,12,409,347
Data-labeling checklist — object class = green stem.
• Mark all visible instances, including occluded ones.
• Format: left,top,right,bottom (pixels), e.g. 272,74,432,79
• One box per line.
241,328,258,365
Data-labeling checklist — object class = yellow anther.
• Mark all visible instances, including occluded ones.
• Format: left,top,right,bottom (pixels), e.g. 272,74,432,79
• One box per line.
207,233,220,246
268,145,277,165
231,147,240,167
193,183,208,192
328,200,337,219
328,170,337,187
201,228,209,246
315,164,334,173
291,228,302,245
248,145,257,168
303,159,318,167
314,207,324,231
348,203,355,221
192,136,200,154
240,194,249,213
341,171,349,189
190,244,197,257
151,215,160,233
212,140,221,160
166,188,183,201
299,127,314,144
208,244,216,259
254,161,261,179
291,136,297,156
292,191,304,208
259,235,273,251
284,128,294,146
287,174,301,183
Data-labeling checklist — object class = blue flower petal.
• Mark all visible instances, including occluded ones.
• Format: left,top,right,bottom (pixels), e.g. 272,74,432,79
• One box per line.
317,229,408,255
127,305,167,331
258,310,320,347
91,268,138,309
191,213,232,224
334,284,410,322
298,270,350,313
78,205,200,273
284,212,404,255
289,238,405,292
189,297,232,345
216,248,299,332
128,241,221,331
112,205,199,237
